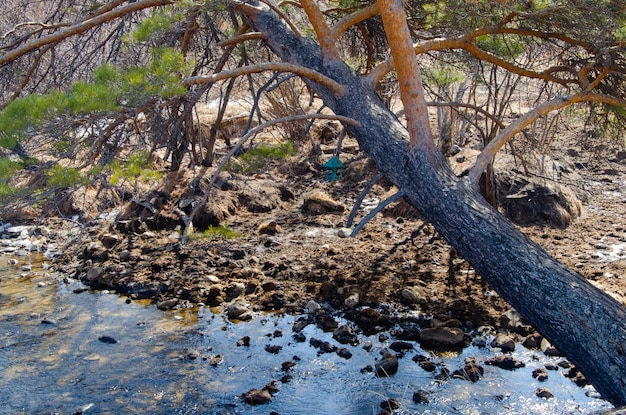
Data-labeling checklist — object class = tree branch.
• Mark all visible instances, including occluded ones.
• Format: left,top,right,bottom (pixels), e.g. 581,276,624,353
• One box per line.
468,92,626,186
0,0,174,67
376,0,434,149
299,0,340,62
182,62,347,97
331,3,379,41
217,31,267,48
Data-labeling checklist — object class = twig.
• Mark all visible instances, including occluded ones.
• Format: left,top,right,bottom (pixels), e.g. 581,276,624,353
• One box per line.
350,190,405,237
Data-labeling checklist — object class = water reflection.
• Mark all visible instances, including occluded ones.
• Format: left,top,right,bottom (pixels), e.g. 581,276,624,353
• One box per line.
0,258,613,414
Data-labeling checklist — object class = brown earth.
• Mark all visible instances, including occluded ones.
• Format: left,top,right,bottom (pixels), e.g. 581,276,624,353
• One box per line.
41,131,626,335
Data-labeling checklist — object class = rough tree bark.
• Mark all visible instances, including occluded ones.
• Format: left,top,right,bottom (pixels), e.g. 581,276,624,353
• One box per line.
234,0,626,407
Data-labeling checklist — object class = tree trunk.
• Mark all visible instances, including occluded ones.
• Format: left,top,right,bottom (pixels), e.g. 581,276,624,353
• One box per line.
238,2,626,406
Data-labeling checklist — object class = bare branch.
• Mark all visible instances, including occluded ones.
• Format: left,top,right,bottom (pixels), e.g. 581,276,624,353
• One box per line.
182,62,347,97
0,0,175,67
468,92,626,186
217,31,267,48
331,3,379,41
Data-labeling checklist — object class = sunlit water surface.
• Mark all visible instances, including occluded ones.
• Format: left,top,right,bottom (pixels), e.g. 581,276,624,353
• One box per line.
0,257,613,415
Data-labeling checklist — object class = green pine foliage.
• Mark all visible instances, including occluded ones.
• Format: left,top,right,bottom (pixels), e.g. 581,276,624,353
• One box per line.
233,141,296,174
0,157,21,200
46,164,88,188
108,151,162,185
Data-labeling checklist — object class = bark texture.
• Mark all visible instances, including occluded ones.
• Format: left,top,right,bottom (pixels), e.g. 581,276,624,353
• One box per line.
236,1,626,406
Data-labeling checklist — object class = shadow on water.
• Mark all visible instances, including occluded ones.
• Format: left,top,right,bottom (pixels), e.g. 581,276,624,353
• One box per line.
0,258,613,415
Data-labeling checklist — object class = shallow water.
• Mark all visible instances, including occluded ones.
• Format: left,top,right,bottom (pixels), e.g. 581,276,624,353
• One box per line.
0,257,613,415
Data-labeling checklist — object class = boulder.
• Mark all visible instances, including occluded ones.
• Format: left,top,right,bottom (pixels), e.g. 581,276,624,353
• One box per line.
419,327,464,347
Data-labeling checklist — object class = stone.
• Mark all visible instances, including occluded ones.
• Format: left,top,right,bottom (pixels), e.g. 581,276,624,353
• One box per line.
535,388,554,399
301,191,345,214
491,333,516,352
419,327,464,347
344,293,359,308
85,266,104,282
532,368,549,381
257,220,281,235
389,341,414,353
380,398,401,411
484,355,525,370
226,299,251,320
242,388,272,405
419,360,437,372
156,298,179,310
413,390,430,404
336,347,353,359
98,335,117,344
540,338,562,356
375,350,398,377
333,325,359,345
452,361,484,382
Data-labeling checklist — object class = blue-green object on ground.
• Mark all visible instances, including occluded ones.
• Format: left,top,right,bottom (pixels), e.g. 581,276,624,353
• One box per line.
323,156,345,181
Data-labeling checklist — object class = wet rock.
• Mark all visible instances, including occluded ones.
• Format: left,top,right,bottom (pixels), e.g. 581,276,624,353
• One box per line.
333,325,359,345
499,309,523,331
242,388,273,405
226,299,251,320
281,361,296,371
418,360,437,372
563,366,589,386
156,298,179,310
419,327,464,347
356,307,391,331
532,368,549,381
491,333,516,352
41,318,57,325
381,398,401,411
207,355,223,366
434,367,450,382
98,335,117,344
413,390,430,404
337,347,353,359
265,344,282,354
540,338,562,356
484,355,525,370
389,341,414,353
452,360,484,382
310,337,337,354
320,315,339,331
237,336,251,347
522,333,542,349
306,300,321,314
374,350,398,377
535,387,554,399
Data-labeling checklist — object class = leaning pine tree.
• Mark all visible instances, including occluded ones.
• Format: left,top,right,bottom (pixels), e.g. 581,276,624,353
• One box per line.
225,0,626,406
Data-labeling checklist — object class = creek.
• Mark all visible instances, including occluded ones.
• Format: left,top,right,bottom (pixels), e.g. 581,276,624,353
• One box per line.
0,256,613,415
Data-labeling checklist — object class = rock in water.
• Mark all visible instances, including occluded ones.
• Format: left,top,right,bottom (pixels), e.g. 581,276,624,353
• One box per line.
375,350,398,377
98,335,117,344
242,388,272,405
419,327,464,347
